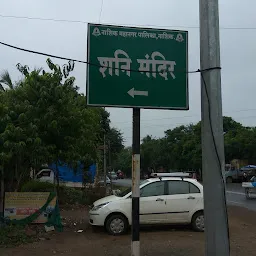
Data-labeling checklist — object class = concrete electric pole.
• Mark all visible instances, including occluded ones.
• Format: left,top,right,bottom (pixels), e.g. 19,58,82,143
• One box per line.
199,0,230,255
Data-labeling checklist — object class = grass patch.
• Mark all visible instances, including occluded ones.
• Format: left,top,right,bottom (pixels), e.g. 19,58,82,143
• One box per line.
21,180,55,192
0,225,36,248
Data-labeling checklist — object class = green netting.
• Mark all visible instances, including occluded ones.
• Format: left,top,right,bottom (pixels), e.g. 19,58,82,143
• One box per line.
7,192,63,232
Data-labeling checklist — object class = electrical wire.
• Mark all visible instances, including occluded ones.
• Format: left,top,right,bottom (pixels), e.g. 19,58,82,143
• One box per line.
113,109,256,124
98,0,104,23
0,41,86,64
116,115,256,131
200,72,230,253
0,40,219,75
1,14,256,30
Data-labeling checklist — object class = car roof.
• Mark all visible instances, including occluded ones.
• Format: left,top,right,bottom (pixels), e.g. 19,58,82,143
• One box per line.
146,177,198,182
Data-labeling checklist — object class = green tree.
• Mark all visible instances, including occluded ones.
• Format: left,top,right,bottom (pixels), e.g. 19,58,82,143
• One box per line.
141,136,165,172
111,116,256,180
106,127,124,169
0,59,104,194
0,70,14,90
113,147,132,177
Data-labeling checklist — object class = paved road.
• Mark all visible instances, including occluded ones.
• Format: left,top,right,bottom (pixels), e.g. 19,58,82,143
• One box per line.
113,179,256,211
226,184,256,211
112,178,132,187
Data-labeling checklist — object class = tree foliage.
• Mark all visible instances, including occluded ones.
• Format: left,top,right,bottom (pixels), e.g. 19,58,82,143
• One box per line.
115,116,256,175
106,127,124,168
113,147,132,176
0,59,122,191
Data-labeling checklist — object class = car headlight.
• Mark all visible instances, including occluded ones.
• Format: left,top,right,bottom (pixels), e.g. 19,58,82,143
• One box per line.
91,202,109,211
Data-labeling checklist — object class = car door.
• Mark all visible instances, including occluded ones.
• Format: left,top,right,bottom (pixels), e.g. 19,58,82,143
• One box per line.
139,181,167,224
165,180,201,223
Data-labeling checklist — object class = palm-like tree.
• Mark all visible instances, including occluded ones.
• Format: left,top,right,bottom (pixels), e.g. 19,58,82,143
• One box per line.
0,67,43,92
0,70,14,91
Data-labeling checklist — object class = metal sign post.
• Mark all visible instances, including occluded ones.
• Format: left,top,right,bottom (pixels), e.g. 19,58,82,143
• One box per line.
131,108,140,256
86,23,189,256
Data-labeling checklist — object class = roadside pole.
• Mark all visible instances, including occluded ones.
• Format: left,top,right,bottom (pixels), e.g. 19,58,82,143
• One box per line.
199,0,230,255
108,140,111,170
103,133,107,194
131,108,140,256
0,167,4,216
108,140,113,193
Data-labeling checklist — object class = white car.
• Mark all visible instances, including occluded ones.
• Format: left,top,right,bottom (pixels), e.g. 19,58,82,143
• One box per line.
89,177,204,235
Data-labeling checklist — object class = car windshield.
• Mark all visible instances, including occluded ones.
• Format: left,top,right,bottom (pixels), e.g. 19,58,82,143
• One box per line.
117,180,149,197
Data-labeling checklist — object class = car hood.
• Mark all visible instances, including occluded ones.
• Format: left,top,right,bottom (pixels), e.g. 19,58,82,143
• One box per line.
93,195,121,206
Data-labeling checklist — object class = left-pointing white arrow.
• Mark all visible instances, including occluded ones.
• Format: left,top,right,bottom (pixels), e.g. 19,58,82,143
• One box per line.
127,88,149,98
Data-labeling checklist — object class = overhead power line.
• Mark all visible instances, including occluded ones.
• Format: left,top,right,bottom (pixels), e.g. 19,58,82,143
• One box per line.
0,40,218,75
98,0,104,23
113,108,256,124
118,114,256,130
1,14,256,30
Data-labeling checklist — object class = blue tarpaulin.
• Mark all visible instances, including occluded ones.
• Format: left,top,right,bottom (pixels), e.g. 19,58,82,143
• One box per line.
48,162,96,183
87,164,96,183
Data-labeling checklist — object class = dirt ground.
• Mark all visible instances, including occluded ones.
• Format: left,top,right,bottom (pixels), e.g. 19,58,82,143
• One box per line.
1,206,256,256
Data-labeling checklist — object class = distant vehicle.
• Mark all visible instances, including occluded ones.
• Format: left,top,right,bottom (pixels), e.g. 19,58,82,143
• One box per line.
89,175,204,235
35,169,55,183
108,171,118,180
242,174,256,199
143,173,149,179
117,171,124,179
242,167,256,182
225,165,256,183
98,176,111,186
185,171,199,180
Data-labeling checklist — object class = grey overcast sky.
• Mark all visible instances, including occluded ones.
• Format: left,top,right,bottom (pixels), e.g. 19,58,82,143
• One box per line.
1,0,256,146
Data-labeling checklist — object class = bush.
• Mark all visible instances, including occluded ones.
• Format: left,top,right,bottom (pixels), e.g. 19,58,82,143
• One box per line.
20,181,109,206
84,186,107,205
58,186,86,205
20,180,86,205
20,180,55,192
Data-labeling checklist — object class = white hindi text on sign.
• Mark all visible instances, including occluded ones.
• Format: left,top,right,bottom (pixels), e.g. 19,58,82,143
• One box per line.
97,50,132,78
137,52,176,80
97,50,176,80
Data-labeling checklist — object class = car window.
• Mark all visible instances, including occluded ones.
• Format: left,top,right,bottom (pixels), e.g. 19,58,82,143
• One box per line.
167,181,200,195
140,181,165,197
168,181,189,195
189,183,200,193
117,180,151,197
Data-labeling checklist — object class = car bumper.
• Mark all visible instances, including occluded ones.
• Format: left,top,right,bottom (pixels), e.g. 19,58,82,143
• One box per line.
89,211,106,226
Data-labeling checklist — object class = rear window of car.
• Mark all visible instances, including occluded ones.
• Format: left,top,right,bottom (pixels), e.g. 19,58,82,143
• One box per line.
167,181,200,195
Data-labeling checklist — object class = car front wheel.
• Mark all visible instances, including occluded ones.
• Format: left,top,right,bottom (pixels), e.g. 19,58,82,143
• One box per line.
192,211,204,232
105,214,128,236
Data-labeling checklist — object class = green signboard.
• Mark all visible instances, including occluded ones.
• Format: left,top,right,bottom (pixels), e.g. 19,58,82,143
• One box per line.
86,23,188,110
